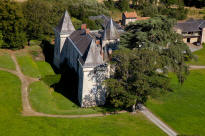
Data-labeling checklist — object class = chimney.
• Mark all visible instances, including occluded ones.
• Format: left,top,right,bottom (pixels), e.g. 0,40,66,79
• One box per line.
86,29,90,34
81,24,87,30
96,40,100,45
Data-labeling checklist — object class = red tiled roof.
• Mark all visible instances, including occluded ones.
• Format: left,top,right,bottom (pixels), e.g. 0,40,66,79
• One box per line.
123,11,137,18
136,17,150,21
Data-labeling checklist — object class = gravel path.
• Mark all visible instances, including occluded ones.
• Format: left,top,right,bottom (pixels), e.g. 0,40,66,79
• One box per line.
189,65,205,69
0,52,126,118
139,105,178,136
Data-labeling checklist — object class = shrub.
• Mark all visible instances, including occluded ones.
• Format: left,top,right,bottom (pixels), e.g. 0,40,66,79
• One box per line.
41,74,61,86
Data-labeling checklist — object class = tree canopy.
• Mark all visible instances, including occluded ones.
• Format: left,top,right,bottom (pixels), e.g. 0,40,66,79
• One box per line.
105,16,193,110
0,0,26,49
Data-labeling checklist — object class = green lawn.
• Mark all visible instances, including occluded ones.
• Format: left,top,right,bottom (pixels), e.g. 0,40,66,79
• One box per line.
29,81,111,115
16,54,41,78
189,47,205,65
16,53,54,78
146,69,205,135
0,52,16,70
0,70,166,136
36,61,55,77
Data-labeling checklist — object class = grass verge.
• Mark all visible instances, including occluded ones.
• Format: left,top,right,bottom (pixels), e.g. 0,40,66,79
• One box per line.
0,52,16,70
189,46,205,65
146,69,205,135
0,70,166,136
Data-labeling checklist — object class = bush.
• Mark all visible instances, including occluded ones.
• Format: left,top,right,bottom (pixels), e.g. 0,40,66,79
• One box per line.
141,4,187,20
41,74,61,86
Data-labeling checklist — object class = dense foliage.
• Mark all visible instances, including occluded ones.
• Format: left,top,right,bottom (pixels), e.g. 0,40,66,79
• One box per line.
105,16,193,110
139,2,188,20
184,0,205,8
0,0,26,49
0,0,108,49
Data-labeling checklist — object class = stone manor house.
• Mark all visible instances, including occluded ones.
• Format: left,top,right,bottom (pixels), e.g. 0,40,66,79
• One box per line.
175,19,205,46
53,11,120,107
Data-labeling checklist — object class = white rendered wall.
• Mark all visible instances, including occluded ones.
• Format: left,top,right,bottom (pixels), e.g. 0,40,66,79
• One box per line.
201,28,205,44
80,67,106,107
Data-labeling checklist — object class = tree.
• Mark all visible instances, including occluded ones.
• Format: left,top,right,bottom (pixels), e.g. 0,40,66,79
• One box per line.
118,0,129,11
106,16,193,110
184,0,205,8
0,31,3,47
22,0,53,45
0,0,26,49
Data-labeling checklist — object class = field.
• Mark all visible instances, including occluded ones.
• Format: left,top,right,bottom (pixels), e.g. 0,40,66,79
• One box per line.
0,47,166,136
0,51,16,70
29,81,109,115
189,46,205,65
146,69,205,135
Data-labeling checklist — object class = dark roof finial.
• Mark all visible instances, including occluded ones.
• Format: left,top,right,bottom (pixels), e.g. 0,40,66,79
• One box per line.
56,10,75,34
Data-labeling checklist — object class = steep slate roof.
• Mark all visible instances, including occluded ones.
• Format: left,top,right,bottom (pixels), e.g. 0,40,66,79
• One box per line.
56,10,75,34
83,39,103,67
175,19,205,32
89,15,123,30
69,30,103,67
103,19,120,40
123,11,137,19
70,29,93,56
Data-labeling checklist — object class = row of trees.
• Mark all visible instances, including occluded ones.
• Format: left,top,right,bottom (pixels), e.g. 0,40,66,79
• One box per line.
184,0,205,8
105,16,193,110
104,0,188,20
0,0,108,49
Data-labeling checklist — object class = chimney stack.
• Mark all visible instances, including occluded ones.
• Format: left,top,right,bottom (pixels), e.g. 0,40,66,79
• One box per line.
86,29,90,34
96,40,100,45
81,24,87,30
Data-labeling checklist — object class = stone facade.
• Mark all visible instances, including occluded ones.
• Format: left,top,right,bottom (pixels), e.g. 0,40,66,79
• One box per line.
175,19,205,45
53,11,120,107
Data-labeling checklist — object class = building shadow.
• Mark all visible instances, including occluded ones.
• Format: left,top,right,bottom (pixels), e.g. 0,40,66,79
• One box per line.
40,40,60,73
51,59,80,105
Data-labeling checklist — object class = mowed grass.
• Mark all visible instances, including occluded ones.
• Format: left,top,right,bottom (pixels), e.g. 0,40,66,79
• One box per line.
189,47,205,65
16,54,41,78
35,61,55,77
0,52,16,70
29,81,109,115
16,52,54,78
0,70,166,136
146,69,205,135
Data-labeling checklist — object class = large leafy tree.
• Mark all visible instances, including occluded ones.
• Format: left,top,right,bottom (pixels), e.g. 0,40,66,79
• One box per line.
0,0,26,49
0,31,3,47
106,16,193,110
22,0,54,45
118,0,129,11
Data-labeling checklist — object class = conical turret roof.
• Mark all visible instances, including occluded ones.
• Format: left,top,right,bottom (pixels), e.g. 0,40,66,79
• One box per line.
103,18,119,40
56,10,75,34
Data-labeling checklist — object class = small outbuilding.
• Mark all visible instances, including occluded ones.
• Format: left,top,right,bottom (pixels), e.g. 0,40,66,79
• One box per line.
122,11,150,26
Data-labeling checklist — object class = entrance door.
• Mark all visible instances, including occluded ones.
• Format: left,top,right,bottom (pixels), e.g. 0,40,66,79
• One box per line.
187,38,190,43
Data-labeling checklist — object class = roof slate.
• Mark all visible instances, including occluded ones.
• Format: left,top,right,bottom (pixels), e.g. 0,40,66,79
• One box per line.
103,19,120,40
175,19,205,32
70,29,93,56
83,39,103,67
89,15,123,30
56,10,75,34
